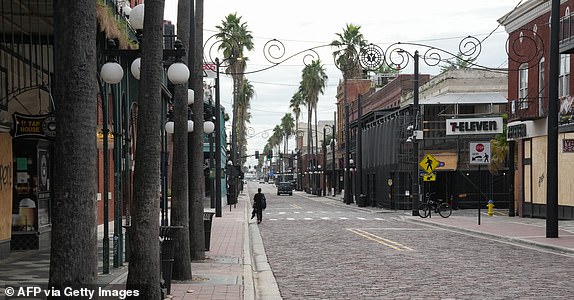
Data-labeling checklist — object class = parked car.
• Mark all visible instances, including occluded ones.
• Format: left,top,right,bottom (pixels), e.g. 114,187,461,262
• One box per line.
277,182,293,196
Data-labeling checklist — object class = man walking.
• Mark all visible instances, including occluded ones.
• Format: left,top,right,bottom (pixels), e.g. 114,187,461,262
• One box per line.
253,188,266,224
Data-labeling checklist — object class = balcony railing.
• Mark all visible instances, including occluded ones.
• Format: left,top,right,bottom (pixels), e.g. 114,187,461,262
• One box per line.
560,14,574,53
507,98,547,122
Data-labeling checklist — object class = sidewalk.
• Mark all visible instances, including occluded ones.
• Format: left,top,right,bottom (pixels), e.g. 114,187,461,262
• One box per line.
169,190,282,300
322,194,574,255
409,209,574,254
0,191,273,300
0,221,129,288
168,192,250,300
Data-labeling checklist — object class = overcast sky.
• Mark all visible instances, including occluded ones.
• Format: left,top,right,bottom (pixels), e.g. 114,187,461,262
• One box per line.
164,0,521,168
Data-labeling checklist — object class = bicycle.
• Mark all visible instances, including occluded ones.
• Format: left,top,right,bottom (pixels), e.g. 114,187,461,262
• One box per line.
418,192,452,218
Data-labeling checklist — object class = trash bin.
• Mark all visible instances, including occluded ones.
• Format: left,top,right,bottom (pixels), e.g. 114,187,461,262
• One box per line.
203,211,215,251
159,226,182,297
357,194,368,207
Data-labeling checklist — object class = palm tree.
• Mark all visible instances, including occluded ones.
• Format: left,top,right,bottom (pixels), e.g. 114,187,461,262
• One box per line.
281,113,295,155
238,78,255,164
331,23,368,79
280,113,295,175
50,0,98,291
300,60,327,195
215,13,254,159
171,0,192,280
489,124,510,175
272,125,284,150
290,89,304,147
301,60,328,159
125,0,166,298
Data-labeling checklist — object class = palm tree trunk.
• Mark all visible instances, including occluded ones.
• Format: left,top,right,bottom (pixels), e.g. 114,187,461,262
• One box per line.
50,0,97,289
126,0,165,298
189,0,205,261
171,0,192,279
307,105,313,192
314,104,319,195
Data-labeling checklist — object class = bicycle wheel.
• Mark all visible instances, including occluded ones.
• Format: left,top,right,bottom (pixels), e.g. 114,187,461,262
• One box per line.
418,203,430,218
438,203,452,218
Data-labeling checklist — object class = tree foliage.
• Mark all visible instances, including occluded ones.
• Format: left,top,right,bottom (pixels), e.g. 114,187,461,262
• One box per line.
332,23,367,79
439,51,477,73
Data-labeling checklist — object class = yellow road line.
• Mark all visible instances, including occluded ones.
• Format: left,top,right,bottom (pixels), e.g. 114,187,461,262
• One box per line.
290,204,302,209
347,228,414,251
355,229,415,251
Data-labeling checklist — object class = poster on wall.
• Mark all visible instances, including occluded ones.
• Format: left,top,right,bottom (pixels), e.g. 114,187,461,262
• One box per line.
0,133,13,241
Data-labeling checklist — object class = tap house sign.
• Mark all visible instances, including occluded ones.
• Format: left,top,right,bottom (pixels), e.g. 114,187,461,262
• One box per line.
446,117,503,136
13,113,56,139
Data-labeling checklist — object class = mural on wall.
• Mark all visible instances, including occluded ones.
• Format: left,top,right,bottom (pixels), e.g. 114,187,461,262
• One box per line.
0,133,13,241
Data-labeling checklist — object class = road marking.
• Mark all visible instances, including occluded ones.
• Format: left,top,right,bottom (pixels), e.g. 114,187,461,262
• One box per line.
347,228,414,251
304,217,313,220
339,217,349,220
321,217,331,220
286,218,295,221
291,204,302,209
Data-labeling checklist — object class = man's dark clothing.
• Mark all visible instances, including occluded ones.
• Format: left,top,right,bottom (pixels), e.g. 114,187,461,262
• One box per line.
253,192,266,223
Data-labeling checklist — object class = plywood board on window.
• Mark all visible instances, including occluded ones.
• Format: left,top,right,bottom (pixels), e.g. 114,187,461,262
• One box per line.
559,133,574,206
0,133,13,241
531,137,546,204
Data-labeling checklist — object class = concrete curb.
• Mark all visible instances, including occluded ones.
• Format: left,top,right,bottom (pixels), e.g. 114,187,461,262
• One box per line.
244,190,282,300
242,192,255,300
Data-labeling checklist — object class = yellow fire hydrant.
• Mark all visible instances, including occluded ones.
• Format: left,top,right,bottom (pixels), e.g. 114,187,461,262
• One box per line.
487,199,494,217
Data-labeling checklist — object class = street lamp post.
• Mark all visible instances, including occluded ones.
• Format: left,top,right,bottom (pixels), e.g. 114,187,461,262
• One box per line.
412,51,421,216
344,103,353,204
323,123,336,196
547,0,560,237
323,126,327,196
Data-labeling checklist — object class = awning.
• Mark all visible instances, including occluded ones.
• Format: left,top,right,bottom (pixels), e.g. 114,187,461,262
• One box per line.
421,92,508,105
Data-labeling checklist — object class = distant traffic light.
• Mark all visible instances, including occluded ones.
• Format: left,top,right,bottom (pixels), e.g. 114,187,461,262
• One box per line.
255,151,259,159
267,150,273,160
279,153,283,160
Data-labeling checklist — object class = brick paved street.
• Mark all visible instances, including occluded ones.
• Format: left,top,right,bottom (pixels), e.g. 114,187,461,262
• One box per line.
253,184,574,299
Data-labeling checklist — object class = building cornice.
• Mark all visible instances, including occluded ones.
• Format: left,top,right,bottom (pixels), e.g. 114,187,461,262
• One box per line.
498,0,563,33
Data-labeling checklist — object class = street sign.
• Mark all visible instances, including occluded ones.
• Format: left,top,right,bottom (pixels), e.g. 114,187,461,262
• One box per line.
469,142,491,165
203,63,216,78
423,173,437,182
419,154,440,173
